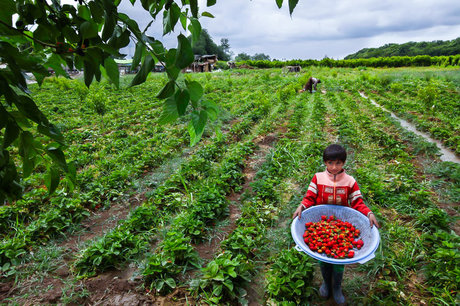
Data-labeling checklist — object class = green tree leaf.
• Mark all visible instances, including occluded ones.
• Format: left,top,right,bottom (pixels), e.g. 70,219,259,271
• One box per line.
159,96,179,125
45,166,60,195
175,34,194,69
78,5,91,20
276,0,283,8
46,145,68,172
104,57,120,88
163,3,181,35
202,99,219,120
186,80,203,105
188,110,207,146
0,0,16,25
156,80,176,99
132,41,145,71
102,13,116,41
80,21,99,39
188,18,202,45
190,0,198,18
89,1,104,23
176,89,190,116
201,12,214,18
3,119,20,149
288,0,299,15
130,54,155,87
37,123,65,145
83,59,96,87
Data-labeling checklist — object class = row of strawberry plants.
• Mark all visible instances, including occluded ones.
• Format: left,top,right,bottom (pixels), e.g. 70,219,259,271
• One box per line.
0,111,191,271
190,92,327,304
2,68,284,268
141,140,256,295
71,75,287,278
357,74,459,153
0,79,187,238
263,92,334,304
139,79,300,295
3,70,262,233
350,90,459,304
329,88,458,304
0,73,271,273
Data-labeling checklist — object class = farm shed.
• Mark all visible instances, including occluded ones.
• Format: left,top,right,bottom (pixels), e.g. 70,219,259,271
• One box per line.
115,59,138,74
186,54,218,72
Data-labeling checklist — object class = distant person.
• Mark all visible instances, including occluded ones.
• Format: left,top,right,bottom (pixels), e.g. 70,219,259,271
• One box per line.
299,77,321,93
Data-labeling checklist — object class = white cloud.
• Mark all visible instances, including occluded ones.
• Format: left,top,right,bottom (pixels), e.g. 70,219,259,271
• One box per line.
118,0,460,60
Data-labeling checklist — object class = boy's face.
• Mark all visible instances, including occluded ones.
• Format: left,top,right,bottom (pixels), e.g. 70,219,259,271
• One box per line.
325,159,344,175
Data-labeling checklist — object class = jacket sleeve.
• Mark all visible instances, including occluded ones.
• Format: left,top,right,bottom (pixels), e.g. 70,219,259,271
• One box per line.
301,174,318,209
349,181,371,216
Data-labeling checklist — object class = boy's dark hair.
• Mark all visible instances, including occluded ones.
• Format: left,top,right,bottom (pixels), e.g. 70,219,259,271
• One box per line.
323,144,347,162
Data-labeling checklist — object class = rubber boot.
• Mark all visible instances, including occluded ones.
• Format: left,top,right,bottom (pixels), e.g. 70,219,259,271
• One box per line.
332,270,346,305
319,264,332,298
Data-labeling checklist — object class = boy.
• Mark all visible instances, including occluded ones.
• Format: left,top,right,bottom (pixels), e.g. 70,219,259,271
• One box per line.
292,144,379,304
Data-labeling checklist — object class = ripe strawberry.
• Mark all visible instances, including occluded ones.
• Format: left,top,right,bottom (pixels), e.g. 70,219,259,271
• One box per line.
303,215,364,259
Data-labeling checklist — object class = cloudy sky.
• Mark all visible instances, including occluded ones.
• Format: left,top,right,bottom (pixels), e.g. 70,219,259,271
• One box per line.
118,0,460,60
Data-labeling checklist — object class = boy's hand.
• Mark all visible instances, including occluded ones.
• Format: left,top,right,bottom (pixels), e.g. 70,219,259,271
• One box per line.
368,213,380,228
292,204,305,220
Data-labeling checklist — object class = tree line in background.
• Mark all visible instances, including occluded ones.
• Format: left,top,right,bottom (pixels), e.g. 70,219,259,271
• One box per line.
193,33,460,67
345,37,460,59
235,52,271,61
236,54,460,69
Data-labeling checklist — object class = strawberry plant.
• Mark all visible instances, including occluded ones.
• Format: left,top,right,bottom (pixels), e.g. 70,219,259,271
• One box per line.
191,252,253,305
142,231,201,295
265,248,316,304
220,226,268,259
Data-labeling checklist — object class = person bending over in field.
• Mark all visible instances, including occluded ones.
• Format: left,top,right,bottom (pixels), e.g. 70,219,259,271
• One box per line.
299,77,321,93
292,144,379,305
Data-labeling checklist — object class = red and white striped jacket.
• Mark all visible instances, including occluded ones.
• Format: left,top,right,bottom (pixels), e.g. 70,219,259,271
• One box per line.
301,169,371,216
